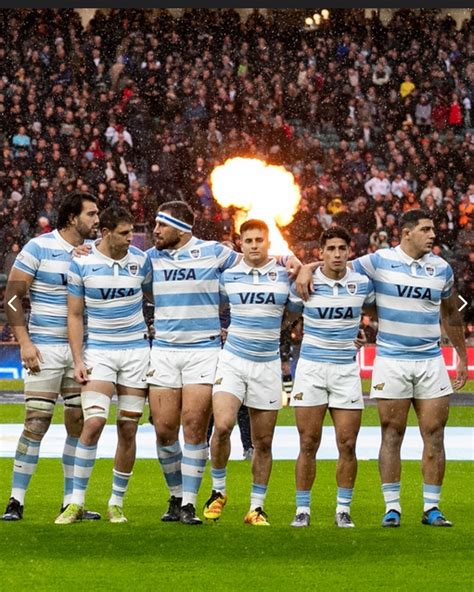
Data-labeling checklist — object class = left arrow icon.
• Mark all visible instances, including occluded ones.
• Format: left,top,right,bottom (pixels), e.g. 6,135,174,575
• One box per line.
7,296,17,312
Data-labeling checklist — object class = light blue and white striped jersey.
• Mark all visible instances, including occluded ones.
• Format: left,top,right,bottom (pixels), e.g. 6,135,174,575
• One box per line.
68,243,152,350
147,236,240,349
352,246,453,359
290,267,375,364
221,258,291,362
13,230,77,345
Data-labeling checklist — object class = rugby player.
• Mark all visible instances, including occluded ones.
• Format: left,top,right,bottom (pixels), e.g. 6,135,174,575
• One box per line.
2,192,100,521
203,219,293,526
287,227,375,528
296,210,467,527
55,207,152,524
148,202,301,525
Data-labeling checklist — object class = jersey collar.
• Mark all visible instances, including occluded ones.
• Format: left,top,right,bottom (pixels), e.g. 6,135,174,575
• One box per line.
92,241,130,268
165,235,196,257
316,266,351,287
240,257,276,275
395,245,430,267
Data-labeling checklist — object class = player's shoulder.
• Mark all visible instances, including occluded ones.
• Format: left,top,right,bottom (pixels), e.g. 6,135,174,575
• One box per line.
128,245,147,259
347,268,372,285
23,231,56,251
425,252,451,270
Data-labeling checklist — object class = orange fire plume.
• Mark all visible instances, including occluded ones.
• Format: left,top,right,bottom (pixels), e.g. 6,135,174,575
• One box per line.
210,157,301,254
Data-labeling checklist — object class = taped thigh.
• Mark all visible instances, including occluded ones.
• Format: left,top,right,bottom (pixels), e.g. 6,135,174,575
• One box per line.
82,391,111,421
62,378,82,409
117,395,145,423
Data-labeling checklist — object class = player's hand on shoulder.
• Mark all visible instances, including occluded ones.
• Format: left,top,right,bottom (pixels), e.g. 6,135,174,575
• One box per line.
20,343,43,374
295,263,317,301
73,244,92,258
285,255,302,279
74,361,90,384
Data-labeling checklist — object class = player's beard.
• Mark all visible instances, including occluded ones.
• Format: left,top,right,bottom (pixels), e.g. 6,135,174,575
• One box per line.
155,234,181,250
78,222,99,240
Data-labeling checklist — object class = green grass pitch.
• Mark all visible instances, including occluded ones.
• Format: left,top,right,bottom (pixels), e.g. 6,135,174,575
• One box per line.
0,458,472,591
1,385,473,591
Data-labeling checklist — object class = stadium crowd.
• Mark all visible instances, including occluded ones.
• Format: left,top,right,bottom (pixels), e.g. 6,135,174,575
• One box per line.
0,8,472,331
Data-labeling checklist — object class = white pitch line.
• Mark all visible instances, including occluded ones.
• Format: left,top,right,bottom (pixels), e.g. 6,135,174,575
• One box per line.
0,425,472,461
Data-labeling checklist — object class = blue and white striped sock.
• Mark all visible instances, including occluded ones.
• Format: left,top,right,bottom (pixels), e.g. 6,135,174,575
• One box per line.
382,482,401,514
211,467,227,495
250,483,267,512
336,487,353,514
156,441,183,498
182,442,208,506
108,468,133,507
62,436,78,506
70,441,97,506
423,483,441,512
296,489,311,515
11,435,41,505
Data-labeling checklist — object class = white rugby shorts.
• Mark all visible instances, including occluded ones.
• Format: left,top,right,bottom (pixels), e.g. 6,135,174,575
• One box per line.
24,344,79,394
84,347,150,389
147,347,219,388
290,359,364,409
213,349,282,411
370,356,453,399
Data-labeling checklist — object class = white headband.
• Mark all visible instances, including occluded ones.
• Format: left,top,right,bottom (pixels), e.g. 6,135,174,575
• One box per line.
155,211,193,233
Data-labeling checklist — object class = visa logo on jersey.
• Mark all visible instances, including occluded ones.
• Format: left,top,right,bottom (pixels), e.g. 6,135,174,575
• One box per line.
239,292,276,304
163,269,196,281
100,288,136,299
316,307,354,319
396,285,432,299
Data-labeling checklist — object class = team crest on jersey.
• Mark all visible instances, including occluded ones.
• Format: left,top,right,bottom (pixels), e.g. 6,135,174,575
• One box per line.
189,248,201,259
373,382,385,391
267,271,278,282
128,262,139,276
425,265,435,277
293,392,303,400
347,282,357,295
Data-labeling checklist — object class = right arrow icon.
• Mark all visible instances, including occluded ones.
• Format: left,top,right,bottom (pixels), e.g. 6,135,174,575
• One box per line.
458,295,468,312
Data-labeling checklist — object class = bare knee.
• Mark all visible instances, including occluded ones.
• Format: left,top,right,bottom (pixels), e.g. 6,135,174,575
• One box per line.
253,434,273,455
299,433,320,458
212,420,234,442
337,435,357,458
381,419,406,450
117,421,138,446
64,408,84,438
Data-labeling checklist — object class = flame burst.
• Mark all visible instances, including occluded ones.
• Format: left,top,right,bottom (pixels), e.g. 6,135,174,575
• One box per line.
210,157,301,254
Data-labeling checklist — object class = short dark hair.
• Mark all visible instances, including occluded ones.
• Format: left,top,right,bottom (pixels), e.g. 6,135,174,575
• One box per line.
239,219,269,236
99,206,133,231
319,227,352,248
57,191,97,230
399,209,432,231
158,200,195,227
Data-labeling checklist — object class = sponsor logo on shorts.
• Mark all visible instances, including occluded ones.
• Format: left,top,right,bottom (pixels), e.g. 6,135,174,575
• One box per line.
269,399,277,404
351,398,360,404
440,385,449,391
128,262,139,276
373,382,385,391
347,282,357,295
425,265,435,277
293,392,304,400
214,377,223,385
190,248,201,259
267,271,278,282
